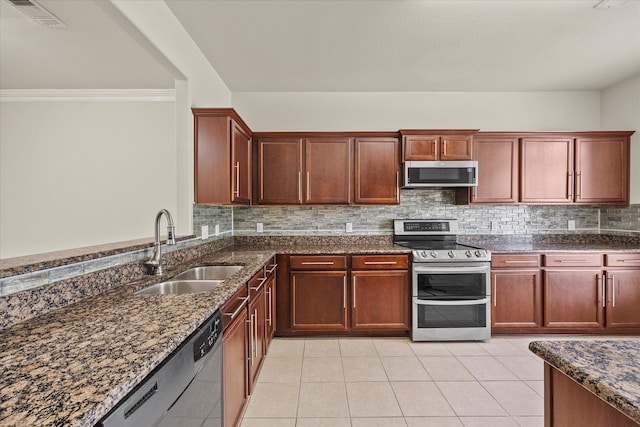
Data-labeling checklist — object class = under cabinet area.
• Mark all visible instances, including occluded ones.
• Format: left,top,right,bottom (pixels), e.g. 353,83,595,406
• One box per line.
492,251,640,335
276,253,410,336
222,256,277,427
491,254,542,330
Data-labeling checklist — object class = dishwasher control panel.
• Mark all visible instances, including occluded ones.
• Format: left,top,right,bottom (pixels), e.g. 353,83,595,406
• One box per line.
193,310,222,362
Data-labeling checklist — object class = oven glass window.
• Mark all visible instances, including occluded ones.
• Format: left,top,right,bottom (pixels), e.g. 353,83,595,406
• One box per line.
416,273,486,300
416,303,487,329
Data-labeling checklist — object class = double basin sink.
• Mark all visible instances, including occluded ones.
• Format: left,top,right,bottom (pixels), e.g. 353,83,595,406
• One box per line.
135,265,243,295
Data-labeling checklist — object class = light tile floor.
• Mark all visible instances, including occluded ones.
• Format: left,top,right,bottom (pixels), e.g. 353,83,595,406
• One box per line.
240,335,626,427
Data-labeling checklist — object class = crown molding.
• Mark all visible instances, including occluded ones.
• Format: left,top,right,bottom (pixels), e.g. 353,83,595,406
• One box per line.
0,89,175,102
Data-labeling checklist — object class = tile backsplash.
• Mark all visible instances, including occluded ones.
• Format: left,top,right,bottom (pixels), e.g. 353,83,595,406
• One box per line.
195,190,639,237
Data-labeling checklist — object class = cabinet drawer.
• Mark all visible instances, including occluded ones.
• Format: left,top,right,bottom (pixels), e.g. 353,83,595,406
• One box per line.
289,255,347,270
544,253,602,267
265,255,278,276
221,285,249,331
352,255,409,269
248,268,267,298
605,253,640,267
492,254,540,268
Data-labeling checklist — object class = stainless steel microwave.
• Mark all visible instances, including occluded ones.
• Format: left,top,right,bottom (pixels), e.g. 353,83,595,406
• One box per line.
403,161,478,188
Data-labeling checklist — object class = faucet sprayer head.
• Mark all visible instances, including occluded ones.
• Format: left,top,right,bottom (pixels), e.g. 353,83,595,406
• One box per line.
167,225,176,245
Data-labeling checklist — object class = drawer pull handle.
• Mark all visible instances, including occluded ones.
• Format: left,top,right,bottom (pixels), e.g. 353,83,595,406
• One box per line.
504,260,537,264
619,259,640,263
364,261,398,265
301,261,335,265
250,277,267,292
556,260,591,263
224,296,249,319
267,264,278,273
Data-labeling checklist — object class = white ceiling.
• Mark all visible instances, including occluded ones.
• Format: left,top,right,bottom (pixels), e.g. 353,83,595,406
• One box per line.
0,0,175,89
1,0,639,92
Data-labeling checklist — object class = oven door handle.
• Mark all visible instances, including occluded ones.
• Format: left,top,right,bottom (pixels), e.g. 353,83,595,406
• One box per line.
413,265,490,274
413,297,490,306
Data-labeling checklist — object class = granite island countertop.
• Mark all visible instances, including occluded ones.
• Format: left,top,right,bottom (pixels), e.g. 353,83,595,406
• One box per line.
529,339,640,424
0,242,410,427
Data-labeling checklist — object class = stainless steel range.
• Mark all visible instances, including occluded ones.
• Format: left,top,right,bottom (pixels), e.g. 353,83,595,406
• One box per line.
393,219,491,342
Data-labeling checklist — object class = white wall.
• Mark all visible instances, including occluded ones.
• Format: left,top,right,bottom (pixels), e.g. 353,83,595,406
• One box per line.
232,91,601,131
601,73,640,204
0,98,176,258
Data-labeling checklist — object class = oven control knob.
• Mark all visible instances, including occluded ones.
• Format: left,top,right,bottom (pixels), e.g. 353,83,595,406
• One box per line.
448,250,455,258
475,250,483,257
465,250,473,258
430,251,438,258
420,251,429,258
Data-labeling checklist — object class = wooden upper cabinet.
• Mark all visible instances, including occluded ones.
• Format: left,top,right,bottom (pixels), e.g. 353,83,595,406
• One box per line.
231,121,251,204
257,138,303,204
354,137,400,204
401,130,476,161
193,109,252,205
471,135,519,203
305,137,352,204
520,137,574,204
574,136,629,205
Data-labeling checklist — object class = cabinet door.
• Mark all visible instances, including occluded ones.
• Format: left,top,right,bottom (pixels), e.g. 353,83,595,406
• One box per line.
403,135,438,160
264,275,276,348
351,270,409,331
440,135,473,160
354,137,399,204
605,270,640,328
544,269,604,328
491,270,542,328
472,137,518,203
248,289,266,393
231,120,251,204
575,137,629,205
222,309,248,427
304,137,352,204
521,137,574,203
290,271,348,331
257,138,303,204
194,115,230,204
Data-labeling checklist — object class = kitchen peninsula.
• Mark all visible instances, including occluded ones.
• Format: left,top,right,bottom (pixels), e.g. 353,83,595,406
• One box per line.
529,339,640,427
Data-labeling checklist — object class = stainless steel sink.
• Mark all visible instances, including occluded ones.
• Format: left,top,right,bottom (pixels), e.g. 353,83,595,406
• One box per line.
135,280,224,295
171,265,243,281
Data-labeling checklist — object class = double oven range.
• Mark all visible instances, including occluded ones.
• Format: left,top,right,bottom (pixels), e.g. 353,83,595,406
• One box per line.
393,219,491,342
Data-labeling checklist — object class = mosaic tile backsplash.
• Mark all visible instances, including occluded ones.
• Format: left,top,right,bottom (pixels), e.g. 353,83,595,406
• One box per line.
230,189,615,235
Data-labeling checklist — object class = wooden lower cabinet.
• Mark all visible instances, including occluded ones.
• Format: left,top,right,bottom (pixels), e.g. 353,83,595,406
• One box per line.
544,364,639,427
544,269,605,329
264,275,276,348
491,269,542,329
222,297,249,427
248,287,266,394
351,270,409,331
290,270,348,332
605,269,640,328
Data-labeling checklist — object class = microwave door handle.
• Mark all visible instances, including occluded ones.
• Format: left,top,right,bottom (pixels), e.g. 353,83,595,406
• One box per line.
413,297,490,306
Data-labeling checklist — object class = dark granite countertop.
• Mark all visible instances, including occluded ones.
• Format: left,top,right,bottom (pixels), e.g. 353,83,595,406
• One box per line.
458,234,640,254
529,339,640,424
0,242,410,427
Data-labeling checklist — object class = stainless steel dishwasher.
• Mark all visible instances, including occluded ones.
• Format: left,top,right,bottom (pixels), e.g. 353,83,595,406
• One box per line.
99,310,222,427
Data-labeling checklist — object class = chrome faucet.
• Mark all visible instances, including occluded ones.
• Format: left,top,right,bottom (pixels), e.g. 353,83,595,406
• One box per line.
145,209,176,275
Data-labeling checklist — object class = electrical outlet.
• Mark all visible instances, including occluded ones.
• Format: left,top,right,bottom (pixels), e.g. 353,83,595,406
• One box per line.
346,222,353,233
568,220,576,230
257,223,264,233
490,221,498,232
201,225,209,240
215,224,220,236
